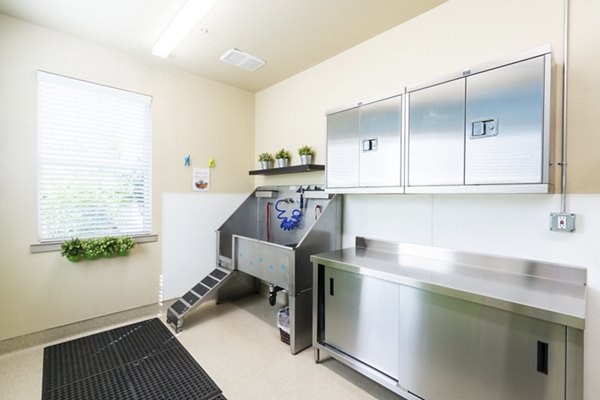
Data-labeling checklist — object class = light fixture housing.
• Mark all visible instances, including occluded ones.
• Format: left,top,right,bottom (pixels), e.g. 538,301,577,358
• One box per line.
152,0,217,58
220,48,266,71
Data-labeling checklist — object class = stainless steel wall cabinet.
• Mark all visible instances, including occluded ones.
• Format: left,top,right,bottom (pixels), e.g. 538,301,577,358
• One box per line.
407,78,465,186
326,94,403,192
465,56,547,185
407,52,551,191
326,107,360,188
326,45,553,194
312,238,585,400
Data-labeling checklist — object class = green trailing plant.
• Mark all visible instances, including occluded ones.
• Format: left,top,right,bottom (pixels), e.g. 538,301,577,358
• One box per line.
82,238,101,260
60,236,136,262
275,148,290,160
116,236,136,256
60,238,84,262
258,152,274,162
99,236,118,258
298,145,314,156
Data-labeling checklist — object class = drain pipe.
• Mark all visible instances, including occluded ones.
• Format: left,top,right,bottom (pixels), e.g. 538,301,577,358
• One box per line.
560,0,570,212
268,284,284,306
550,0,576,232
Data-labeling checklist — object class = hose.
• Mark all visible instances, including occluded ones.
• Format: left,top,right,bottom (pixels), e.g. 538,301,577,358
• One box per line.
315,205,322,220
275,199,302,231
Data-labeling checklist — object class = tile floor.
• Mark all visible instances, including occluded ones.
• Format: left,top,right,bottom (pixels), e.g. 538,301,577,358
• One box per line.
0,294,402,400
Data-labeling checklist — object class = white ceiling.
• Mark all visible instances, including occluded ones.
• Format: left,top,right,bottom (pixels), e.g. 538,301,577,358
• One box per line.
0,0,446,92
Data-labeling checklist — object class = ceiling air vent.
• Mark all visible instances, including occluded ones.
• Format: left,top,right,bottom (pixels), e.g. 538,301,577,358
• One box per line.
220,48,265,71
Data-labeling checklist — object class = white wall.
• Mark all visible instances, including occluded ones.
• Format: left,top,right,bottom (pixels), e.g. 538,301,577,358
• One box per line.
161,193,246,300
0,14,255,341
255,0,600,398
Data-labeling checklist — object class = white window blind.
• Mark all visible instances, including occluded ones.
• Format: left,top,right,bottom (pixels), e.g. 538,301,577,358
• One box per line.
37,71,152,242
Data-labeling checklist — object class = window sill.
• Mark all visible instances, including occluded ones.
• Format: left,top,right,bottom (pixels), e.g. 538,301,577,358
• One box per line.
30,234,158,254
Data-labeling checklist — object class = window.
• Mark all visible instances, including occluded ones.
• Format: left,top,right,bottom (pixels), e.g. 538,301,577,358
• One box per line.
37,71,152,242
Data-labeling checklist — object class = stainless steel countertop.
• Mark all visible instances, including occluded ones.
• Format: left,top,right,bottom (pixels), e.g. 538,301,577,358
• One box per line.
310,238,586,329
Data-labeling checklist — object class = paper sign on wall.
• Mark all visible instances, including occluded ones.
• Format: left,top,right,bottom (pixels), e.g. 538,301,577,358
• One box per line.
192,168,210,191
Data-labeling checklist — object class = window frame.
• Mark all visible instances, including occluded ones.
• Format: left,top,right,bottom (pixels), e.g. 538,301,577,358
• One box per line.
36,71,153,243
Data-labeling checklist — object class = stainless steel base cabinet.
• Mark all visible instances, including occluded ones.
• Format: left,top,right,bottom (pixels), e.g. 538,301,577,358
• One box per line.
323,267,399,379
398,287,566,400
312,238,584,400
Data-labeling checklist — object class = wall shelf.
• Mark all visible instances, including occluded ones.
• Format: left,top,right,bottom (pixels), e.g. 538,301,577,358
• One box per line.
249,164,325,176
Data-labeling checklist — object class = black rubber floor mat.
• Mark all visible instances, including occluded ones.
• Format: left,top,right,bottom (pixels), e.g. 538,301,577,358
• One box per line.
42,318,226,400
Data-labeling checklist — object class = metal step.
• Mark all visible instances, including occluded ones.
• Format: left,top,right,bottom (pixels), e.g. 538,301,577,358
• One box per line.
166,267,235,333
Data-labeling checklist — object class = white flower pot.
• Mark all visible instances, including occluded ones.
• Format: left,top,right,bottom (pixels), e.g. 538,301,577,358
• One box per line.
276,158,289,168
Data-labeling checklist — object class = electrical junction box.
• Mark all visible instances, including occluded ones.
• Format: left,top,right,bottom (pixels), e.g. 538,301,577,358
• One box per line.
549,212,576,232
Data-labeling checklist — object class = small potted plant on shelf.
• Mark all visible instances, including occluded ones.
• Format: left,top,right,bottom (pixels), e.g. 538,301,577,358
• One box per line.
99,236,118,258
298,145,314,165
82,238,101,260
258,152,274,170
117,236,136,256
275,148,291,168
60,238,84,262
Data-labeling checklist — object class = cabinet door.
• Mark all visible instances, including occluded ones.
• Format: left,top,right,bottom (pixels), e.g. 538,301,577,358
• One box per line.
407,79,465,186
359,96,402,187
324,267,399,379
398,287,566,400
465,56,546,184
326,107,360,188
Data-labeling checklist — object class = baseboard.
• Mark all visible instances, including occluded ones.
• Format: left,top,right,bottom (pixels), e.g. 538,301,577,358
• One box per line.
0,302,163,356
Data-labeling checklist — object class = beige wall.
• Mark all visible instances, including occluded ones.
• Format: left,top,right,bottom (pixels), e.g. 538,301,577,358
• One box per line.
566,0,600,193
254,0,600,398
0,14,254,341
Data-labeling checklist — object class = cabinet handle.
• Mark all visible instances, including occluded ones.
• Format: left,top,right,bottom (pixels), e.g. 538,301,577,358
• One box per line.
329,278,334,296
537,341,548,374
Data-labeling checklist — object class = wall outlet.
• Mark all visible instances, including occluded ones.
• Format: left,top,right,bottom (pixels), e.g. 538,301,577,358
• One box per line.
549,212,576,232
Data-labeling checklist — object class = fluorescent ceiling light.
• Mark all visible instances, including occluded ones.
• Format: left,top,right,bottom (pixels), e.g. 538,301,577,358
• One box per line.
152,0,217,58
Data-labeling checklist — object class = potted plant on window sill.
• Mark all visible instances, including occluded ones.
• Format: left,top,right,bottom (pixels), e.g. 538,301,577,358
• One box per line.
100,236,118,258
275,148,291,168
258,152,274,170
298,145,314,165
82,238,101,260
60,238,84,262
117,236,136,256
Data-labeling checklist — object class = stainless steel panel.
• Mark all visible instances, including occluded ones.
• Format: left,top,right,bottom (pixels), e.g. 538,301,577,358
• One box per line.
404,183,552,194
406,45,551,93
326,186,404,194
313,236,582,400
311,237,586,329
217,192,258,261
233,236,293,290
359,96,402,187
354,237,586,285
566,327,584,400
326,108,359,188
222,187,341,354
324,267,399,379
408,78,465,186
465,56,546,184
398,286,566,400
